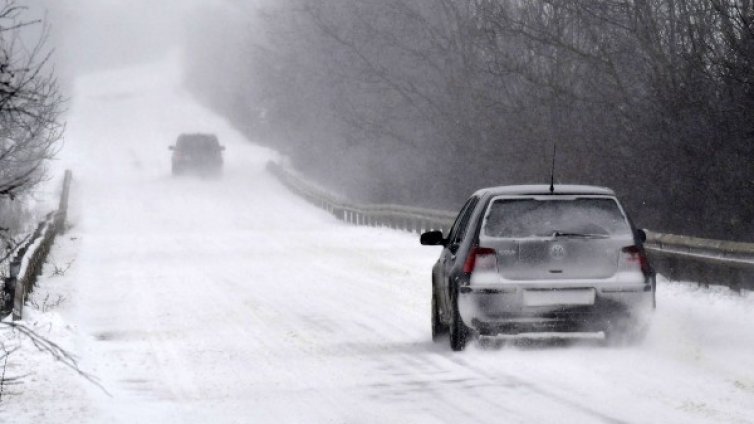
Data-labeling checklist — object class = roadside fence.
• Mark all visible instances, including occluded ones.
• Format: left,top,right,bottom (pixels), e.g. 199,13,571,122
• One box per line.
644,232,754,293
1,170,73,320
267,162,456,234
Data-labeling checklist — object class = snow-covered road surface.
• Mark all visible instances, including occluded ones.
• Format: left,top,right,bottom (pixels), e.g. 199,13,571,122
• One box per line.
2,56,754,423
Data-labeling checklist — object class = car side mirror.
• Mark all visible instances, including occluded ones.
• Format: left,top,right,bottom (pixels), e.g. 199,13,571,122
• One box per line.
420,230,446,246
168,145,175,151
636,229,647,243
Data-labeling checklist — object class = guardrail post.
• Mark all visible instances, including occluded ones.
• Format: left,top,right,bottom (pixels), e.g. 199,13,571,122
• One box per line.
3,263,18,315
11,229,35,320
55,169,72,234
729,269,742,295
743,269,754,293
12,276,24,320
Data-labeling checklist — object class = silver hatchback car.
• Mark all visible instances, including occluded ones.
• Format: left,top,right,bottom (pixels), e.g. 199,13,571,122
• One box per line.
421,185,655,351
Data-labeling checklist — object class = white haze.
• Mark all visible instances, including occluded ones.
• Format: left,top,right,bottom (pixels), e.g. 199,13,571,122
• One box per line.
34,0,246,86
1,56,752,423
0,2,752,423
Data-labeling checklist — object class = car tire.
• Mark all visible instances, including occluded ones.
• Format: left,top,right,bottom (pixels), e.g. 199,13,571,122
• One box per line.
449,289,469,351
431,288,448,342
626,325,649,345
603,318,648,347
603,317,626,346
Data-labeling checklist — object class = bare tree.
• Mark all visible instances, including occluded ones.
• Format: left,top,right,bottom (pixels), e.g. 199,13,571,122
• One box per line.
0,1,63,201
0,322,109,402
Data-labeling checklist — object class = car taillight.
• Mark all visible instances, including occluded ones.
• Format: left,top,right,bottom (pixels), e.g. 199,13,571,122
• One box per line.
622,245,651,275
464,247,497,274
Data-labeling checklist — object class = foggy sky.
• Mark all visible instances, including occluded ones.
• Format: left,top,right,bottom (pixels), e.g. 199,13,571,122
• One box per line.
33,0,239,84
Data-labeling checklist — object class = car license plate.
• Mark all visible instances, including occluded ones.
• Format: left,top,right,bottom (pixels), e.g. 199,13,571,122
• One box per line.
523,288,596,307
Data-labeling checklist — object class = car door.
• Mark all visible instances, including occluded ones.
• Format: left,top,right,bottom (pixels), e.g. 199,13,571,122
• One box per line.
440,196,479,311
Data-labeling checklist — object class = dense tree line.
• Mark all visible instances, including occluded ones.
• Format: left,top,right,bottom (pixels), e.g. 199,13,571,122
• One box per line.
186,0,754,241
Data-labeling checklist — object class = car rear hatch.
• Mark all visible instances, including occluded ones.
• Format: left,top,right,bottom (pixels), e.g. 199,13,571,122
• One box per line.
478,195,634,281
485,237,630,280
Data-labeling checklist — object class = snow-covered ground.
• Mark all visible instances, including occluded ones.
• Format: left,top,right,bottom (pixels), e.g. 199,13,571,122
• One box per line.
1,56,754,423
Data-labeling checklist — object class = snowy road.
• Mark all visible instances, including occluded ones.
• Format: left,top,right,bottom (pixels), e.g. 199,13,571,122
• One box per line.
3,57,754,423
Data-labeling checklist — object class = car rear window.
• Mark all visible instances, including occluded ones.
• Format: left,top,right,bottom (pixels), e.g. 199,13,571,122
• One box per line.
482,197,631,238
177,135,219,150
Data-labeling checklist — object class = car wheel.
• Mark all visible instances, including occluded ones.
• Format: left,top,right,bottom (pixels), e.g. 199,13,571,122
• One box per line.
603,318,648,347
431,288,448,342
449,289,469,351
626,325,650,345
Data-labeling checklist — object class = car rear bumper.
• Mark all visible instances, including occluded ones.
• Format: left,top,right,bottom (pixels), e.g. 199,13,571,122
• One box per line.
458,281,654,335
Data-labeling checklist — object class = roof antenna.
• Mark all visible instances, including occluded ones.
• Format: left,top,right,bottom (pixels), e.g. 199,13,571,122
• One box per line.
549,141,557,194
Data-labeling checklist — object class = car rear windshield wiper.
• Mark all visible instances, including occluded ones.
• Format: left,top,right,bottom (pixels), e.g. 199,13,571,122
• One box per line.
551,231,609,239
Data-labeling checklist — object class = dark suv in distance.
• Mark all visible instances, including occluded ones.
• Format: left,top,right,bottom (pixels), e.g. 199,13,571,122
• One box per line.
169,133,225,176
421,185,655,351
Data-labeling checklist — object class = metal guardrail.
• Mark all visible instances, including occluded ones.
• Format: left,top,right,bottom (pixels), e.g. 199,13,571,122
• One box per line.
1,170,72,320
645,231,754,293
268,162,753,293
267,162,456,234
